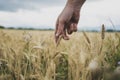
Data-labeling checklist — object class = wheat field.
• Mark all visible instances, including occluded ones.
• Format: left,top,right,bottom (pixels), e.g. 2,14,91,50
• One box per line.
0,29,120,80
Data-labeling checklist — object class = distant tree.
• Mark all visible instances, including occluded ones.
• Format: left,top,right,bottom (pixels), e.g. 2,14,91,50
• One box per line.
117,30,120,32
48,28,53,31
17,27,24,30
90,30,98,32
106,29,115,32
7,27,15,29
27,28,34,30
0,25,5,29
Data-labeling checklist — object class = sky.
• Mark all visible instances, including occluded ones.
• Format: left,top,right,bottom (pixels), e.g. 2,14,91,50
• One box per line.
0,0,120,30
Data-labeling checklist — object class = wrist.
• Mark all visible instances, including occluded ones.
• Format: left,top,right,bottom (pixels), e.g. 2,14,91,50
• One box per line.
67,0,86,8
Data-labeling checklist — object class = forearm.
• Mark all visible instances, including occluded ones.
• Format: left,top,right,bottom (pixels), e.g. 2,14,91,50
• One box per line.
66,0,86,10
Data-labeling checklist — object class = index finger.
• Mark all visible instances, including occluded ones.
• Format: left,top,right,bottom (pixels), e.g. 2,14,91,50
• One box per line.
55,20,69,46
55,20,64,44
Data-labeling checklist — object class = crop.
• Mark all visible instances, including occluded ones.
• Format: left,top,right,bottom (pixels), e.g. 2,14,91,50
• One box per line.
0,29,120,80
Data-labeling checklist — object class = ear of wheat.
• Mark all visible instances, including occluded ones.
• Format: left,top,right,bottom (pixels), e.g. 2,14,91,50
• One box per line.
83,31,90,44
101,24,105,40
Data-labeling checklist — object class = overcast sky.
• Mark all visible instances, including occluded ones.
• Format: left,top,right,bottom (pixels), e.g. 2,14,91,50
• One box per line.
0,0,120,29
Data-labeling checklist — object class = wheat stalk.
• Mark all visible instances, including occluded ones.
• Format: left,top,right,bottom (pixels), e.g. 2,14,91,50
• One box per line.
56,35,62,47
99,24,105,55
83,31,91,44
101,24,105,40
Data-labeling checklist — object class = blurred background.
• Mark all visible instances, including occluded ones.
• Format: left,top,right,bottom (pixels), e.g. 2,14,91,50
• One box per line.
0,0,120,31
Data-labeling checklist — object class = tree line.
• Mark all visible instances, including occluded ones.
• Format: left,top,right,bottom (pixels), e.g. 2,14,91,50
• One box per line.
0,25,120,32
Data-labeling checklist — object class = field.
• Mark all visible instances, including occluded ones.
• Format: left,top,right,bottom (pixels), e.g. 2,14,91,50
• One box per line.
0,29,120,80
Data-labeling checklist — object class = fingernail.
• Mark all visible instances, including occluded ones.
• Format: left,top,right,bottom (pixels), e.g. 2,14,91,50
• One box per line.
55,33,59,37
63,36,69,40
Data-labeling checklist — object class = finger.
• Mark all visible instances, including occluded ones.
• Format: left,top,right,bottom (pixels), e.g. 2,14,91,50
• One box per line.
67,11,79,34
55,23,63,43
62,27,69,40
55,20,59,43
67,28,73,34
66,22,72,34
67,23,77,35
70,23,77,32
55,21,69,44
55,28,69,47
67,26,72,35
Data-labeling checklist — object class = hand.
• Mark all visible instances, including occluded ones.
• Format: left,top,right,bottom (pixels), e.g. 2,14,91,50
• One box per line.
55,7,80,44
55,0,85,44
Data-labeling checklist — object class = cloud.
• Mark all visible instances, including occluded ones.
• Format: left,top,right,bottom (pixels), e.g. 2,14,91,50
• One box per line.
0,0,103,12
0,0,65,12
0,0,120,29
86,0,103,1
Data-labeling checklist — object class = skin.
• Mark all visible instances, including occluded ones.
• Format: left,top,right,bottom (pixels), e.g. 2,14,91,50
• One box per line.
55,0,86,44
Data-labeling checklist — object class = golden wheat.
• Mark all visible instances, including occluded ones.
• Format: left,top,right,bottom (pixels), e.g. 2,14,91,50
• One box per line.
0,29,120,80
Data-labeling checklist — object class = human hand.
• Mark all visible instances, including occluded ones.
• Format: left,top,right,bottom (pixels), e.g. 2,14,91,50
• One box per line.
55,0,85,45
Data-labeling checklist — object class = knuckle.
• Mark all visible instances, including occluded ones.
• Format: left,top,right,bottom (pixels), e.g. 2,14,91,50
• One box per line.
58,18,65,24
55,33,59,37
